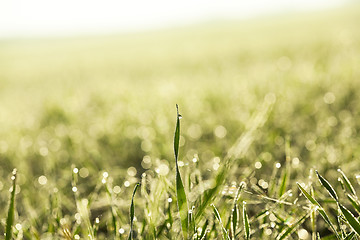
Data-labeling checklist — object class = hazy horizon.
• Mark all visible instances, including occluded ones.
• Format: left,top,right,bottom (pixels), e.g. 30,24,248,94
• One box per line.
0,0,350,39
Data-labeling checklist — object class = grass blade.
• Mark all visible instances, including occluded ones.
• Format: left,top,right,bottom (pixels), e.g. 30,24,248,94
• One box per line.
212,204,231,240
174,105,189,239
196,99,274,222
128,183,140,240
195,164,227,221
199,219,209,240
174,104,181,162
243,202,250,240
344,231,355,240
276,213,308,240
278,138,291,198
339,203,360,236
297,183,321,206
338,169,356,196
279,169,289,198
231,203,238,239
5,168,17,240
347,194,360,213
297,183,340,239
316,171,338,201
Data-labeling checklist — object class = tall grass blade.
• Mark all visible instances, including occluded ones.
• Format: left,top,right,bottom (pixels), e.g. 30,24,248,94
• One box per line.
338,169,357,196
347,194,360,213
276,213,308,240
279,170,288,198
76,199,95,240
212,204,231,240
5,168,17,240
199,219,209,240
195,164,227,221
311,209,317,240
231,203,238,239
316,171,338,201
174,104,189,239
128,183,140,240
310,185,317,240
174,104,181,162
338,203,360,236
344,231,355,240
297,183,340,239
196,99,274,222
242,202,250,240
279,137,291,197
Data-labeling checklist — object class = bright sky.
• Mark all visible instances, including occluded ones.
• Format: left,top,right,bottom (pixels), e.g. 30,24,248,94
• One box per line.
0,0,348,38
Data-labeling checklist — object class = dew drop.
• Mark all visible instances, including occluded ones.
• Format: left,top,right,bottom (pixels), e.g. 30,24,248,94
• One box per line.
38,175,48,185
113,185,121,194
15,224,22,231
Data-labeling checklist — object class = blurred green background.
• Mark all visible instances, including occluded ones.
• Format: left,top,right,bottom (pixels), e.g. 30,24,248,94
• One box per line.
0,3,360,238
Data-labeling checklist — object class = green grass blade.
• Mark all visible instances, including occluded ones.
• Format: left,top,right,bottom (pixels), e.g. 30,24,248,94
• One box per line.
195,164,227,221
242,202,250,240
212,204,231,240
199,219,209,240
174,104,181,161
297,183,340,239
279,138,291,198
189,206,196,236
344,231,355,240
311,209,317,240
316,171,338,201
338,169,357,196
128,183,140,240
279,170,288,198
297,183,321,206
231,203,238,239
339,203,360,236
196,100,274,222
5,168,17,240
276,213,308,240
174,105,189,239
347,194,360,213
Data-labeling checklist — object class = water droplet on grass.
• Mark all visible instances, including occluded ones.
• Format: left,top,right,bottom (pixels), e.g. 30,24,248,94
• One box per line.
113,185,121,194
255,161,262,169
124,181,130,187
127,167,137,177
15,224,22,231
38,175,47,185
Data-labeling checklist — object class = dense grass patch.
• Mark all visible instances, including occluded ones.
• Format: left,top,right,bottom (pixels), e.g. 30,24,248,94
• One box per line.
1,4,360,239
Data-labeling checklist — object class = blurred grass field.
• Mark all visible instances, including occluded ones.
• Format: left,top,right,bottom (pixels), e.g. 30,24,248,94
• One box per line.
1,4,360,239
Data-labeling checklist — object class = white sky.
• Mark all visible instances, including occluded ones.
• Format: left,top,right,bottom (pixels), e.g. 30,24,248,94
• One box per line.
0,0,348,38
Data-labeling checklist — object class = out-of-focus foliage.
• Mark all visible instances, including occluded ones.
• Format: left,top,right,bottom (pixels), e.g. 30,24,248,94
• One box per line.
0,4,360,239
